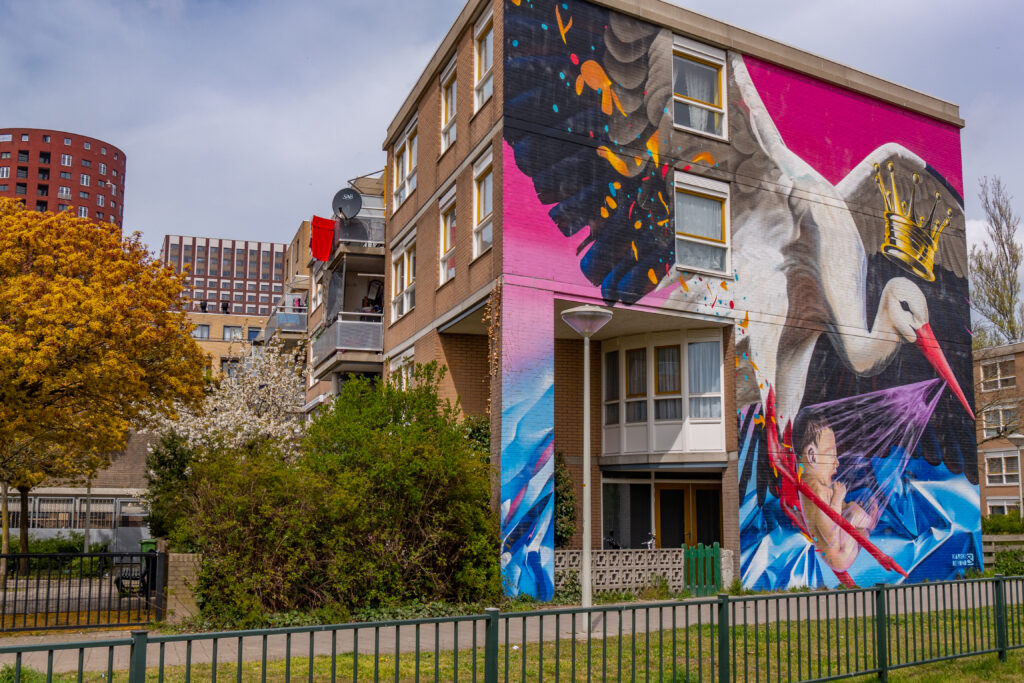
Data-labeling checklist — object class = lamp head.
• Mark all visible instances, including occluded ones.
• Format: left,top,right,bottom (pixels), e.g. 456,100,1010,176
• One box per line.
561,305,613,338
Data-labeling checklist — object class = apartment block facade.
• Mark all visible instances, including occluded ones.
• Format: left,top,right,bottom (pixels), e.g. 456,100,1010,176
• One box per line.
0,128,126,227
160,236,286,316
975,342,1024,516
384,0,976,599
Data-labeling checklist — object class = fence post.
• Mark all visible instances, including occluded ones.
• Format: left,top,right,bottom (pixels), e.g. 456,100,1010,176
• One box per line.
994,574,1008,662
484,607,499,683
717,593,730,683
153,552,168,622
874,583,888,683
129,630,148,682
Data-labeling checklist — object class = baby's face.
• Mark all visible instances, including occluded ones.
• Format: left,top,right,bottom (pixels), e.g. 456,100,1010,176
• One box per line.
802,427,838,481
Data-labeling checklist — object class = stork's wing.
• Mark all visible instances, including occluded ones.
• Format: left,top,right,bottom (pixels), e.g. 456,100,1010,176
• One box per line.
504,0,674,304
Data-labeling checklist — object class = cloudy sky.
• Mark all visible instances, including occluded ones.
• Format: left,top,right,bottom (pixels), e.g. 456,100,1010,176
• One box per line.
2,0,1020,253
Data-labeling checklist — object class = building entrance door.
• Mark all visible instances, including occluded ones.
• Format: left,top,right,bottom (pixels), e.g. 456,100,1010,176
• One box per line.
654,483,721,548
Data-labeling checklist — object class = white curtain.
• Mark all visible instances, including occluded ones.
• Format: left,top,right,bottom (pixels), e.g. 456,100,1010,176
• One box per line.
627,349,646,395
656,346,680,393
688,341,721,418
676,193,721,240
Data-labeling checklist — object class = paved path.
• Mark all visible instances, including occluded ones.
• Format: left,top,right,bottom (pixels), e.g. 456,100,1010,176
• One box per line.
0,583,1014,675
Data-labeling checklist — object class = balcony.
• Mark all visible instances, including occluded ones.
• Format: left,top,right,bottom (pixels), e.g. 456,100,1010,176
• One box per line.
262,301,308,343
312,312,383,369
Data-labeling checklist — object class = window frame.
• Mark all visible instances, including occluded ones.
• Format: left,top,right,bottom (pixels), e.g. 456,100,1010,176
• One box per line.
440,58,458,152
986,451,1021,486
439,186,457,285
981,356,1016,392
393,121,418,210
474,9,494,111
674,171,731,278
391,238,417,321
984,405,1019,440
671,36,728,140
473,149,493,258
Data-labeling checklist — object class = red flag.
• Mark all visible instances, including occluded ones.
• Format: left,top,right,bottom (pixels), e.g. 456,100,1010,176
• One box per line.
310,215,335,261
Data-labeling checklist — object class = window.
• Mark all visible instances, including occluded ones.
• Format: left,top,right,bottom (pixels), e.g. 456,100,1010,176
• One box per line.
654,346,682,420
36,201,48,212
625,348,647,423
0,167,7,179
473,150,493,256
984,407,1018,440
58,186,70,198
81,159,91,167
15,183,26,195
79,191,89,199
246,305,256,314
0,185,6,192
441,60,457,151
101,147,106,155
221,358,240,377
474,10,494,109
77,206,88,218
97,194,105,207
36,184,48,196
675,172,729,275
989,497,1022,516
0,152,8,158
60,154,72,166
602,482,651,549
439,189,456,284
604,350,620,425
222,325,243,341
37,168,49,180
982,357,1016,392
688,340,722,418
118,500,147,528
987,452,1021,486
99,162,107,175
191,324,210,340
393,124,417,207
83,141,91,150
59,171,71,179
672,37,726,138
391,241,416,320
42,135,50,143
246,281,257,290
16,167,27,179
17,151,28,162
20,134,28,142
233,292,243,301
0,134,10,142
604,334,723,429
80,174,90,186
64,137,71,145
38,152,50,164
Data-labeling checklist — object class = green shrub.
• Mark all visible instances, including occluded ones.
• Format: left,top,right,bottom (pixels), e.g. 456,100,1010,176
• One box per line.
553,453,577,549
0,666,47,683
25,532,107,554
993,549,1024,576
305,363,501,609
982,512,1024,535
145,433,198,548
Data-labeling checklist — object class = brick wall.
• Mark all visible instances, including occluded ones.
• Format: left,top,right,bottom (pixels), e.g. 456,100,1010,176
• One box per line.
165,553,201,624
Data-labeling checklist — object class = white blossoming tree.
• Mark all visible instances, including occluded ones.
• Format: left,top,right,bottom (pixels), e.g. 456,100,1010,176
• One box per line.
155,340,306,459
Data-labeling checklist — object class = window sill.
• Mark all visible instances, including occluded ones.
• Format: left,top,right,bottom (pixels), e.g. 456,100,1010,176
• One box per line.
675,263,733,281
672,122,728,144
470,245,492,264
437,276,455,292
472,93,493,121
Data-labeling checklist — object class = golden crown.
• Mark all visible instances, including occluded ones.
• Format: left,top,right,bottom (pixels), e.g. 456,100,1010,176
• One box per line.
874,162,952,282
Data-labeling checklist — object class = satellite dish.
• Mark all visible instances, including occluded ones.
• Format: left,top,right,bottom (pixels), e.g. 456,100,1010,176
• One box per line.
332,187,362,220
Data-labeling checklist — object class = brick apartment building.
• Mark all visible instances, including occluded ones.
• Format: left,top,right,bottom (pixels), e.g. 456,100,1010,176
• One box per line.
975,342,1024,516
0,128,126,227
382,0,977,598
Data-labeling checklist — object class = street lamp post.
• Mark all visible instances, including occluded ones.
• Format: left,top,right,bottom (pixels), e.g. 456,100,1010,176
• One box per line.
560,305,613,607
1007,433,1024,515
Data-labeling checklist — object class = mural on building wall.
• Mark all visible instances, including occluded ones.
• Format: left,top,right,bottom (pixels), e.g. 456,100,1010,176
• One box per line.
502,0,977,597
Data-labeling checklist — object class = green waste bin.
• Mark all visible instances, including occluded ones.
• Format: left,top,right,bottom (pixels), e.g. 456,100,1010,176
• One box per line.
140,539,158,554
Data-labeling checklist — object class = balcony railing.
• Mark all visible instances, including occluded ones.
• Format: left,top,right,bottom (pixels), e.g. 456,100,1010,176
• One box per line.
312,312,383,364
336,217,385,248
263,302,308,341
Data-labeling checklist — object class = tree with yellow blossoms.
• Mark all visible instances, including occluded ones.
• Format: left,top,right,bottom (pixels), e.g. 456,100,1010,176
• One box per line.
0,199,207,552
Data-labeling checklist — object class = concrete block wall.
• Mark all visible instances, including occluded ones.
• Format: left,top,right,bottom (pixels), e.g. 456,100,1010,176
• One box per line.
165,553,201,624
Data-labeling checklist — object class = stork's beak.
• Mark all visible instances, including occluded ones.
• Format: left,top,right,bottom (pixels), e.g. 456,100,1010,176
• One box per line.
915,323,974,420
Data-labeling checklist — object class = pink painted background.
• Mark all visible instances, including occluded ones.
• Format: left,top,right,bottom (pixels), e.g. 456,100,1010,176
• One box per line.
744,56,964,198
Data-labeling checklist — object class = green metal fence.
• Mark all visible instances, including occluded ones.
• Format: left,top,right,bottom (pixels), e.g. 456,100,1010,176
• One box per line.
1,575,1023,681
685,542,720,597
